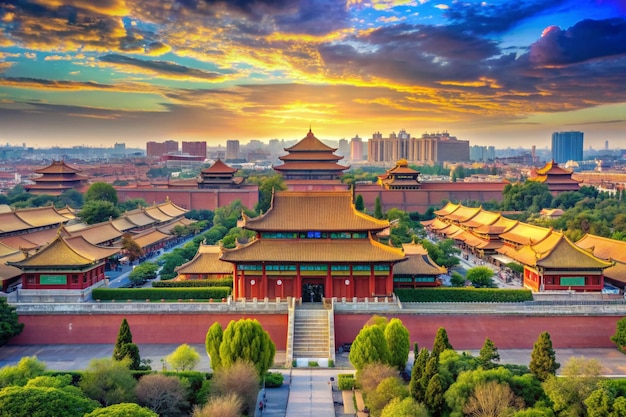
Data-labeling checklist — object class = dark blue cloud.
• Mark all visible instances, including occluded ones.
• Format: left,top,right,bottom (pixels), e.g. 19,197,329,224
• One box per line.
99,54,228,79
529,18,626,66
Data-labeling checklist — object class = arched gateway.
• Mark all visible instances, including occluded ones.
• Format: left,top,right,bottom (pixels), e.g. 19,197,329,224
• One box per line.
220,191,407,300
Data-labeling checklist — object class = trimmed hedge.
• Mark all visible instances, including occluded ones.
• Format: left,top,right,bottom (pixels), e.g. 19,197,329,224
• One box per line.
92,287,231,301
152,278,233,288
264,371,284,388
337,373,355,390
395,288,533,303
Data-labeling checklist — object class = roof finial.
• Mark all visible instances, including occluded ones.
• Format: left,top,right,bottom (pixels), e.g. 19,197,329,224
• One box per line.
309,125,312,133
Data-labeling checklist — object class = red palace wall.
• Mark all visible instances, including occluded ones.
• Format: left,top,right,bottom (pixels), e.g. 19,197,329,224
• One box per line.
10,314,287,349
334,314,622,349
10,312,620,351
115,188,259,211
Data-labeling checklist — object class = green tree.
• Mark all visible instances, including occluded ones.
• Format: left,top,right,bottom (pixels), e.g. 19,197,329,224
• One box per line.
419,356,439,403
128,262,158,286
85,403,158,417
0,385,99,417
349,324,391,371
355,194,365,211
84,182,119,205
478,337,500,369
425,373,447,417
121,234,144,262
409,348,429,402
253,174,286,214
611,317,626,353
0,298,24,347
529,331,560,382
450,271,466,287
0,356,46,388
462,380,522,417
166,344,201,371
432,327,453,358
374,197,384,219
205,322,223,371
218,319,276,376
80,201,120,224
384,318,410,372
364,376,408,417
381,396,429,417
585,380,626,417
57,189,83,208
79,358,137,406
113,318,133,361
466,266,495,288
543,357,603,417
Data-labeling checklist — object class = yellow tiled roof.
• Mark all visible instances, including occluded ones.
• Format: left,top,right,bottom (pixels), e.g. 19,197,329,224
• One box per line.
158,218,196,234
68,222,123,245
395,243,446,276
176,244,233,274
242,191,390,231
156,200,188,217
10,235,119,267
461,210,501,228
144,206,174,222
124,209,157,227
221,237,406,263
14,206,70,227
284,130,337,152
603,261,626,284
0,242,20,257
132,228,170,248
16,228,60,247
0,263,23,281
434,202,460,216
446,205,482,223
0,235,40,251
499,223,552,246
111,216,137,231
0,212,35,233
576,234,626,263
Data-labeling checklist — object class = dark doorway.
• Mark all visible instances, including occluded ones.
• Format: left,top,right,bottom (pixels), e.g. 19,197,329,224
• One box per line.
302,283,324,302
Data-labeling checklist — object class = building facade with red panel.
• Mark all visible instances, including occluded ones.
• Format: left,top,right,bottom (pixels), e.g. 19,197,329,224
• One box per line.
220,191,406,300
182,141,207,158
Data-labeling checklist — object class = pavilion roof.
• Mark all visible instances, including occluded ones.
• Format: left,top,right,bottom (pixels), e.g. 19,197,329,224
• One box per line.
386,159,419,174
66,222,123,245
284,129,337,152
155,199,188,218
394,243,446,276
446,205,482,223
144,205,175,222
242,191,390,232
9,235,120,267
111,216,137,231
201,159,237,174
123,208,158,227
461,210,501,228
603,261,626,284
221,237,406,263
131,228,170,248
0,211,35,233
0,235,40,251
158,218,195,234
576,234,626,263
511,231,612,269
14,205,72,227
534,160,573,176
473,217,517,235
273,161,349,171
175,244,233,274
56,206,77,219
499,222,552,246
0,263,23,281
34,160,83,174
434,202,460,216
279,152,343,161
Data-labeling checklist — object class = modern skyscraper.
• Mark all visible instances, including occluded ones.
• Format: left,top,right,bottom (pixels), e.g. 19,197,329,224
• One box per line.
182,141,207,158
226,140,240,160
350,135,363,161
551,131,583,163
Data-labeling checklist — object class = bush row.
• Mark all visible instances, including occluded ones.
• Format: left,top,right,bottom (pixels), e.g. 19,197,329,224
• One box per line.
92,287,231,301
152,278,233,288
394,287,533,303
337,373,355,390
264,371,284,388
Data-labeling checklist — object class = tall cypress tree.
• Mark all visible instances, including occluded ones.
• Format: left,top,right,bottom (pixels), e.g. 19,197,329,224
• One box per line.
419,356,439,399
374,197,383,219
205,321,224,371
425,373,446,417
478,337,500,369
355,194,365,211
409,348,430,402
113,318,133,361
431,327,453,358
530,331,560,381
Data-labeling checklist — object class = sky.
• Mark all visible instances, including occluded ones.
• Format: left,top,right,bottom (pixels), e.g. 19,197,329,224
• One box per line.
1,0,626,150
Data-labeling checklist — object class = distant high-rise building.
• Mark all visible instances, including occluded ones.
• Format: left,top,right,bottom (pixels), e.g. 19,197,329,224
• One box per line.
182,141,207,158
552,131,583,163
226,140,240,160
470,145,496,162
113,143,125,153
338,138,349,157
146,140,178,158
350,135,363,161
368,130,469,163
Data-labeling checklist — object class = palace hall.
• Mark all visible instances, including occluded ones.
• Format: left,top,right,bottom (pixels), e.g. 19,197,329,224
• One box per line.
220,191,407,300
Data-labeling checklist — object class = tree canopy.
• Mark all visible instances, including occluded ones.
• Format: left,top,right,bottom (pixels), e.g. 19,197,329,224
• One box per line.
529,332,560,382
0,298,24,347
84,182,119,205
166,344,201,371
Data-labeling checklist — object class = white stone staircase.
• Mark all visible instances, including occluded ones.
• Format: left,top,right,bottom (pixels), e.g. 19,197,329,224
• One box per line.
287,303,335,365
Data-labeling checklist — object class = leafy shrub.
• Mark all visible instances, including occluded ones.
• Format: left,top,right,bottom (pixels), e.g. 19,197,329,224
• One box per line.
92,287,231,301
264,372,284,388
152,279,233,288
338,373,355,390
395,288,533,303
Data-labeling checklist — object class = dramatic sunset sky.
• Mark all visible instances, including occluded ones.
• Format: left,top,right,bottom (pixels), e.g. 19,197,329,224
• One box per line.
1,0,625,149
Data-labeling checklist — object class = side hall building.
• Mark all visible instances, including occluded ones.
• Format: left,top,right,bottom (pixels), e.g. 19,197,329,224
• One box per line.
220,191,407,300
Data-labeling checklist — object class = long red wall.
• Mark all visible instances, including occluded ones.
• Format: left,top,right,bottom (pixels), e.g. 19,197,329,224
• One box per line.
334,314,622,349
9,313,621,350
10,314,288,349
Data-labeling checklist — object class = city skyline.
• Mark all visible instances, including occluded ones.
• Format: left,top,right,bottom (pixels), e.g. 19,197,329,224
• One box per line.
1,0,625,149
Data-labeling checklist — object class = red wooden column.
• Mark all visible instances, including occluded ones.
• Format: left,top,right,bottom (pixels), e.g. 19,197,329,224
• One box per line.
325,266,332,299
386,266,394,295
261,265,268,299
295,266,302,299
369,265,376,297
